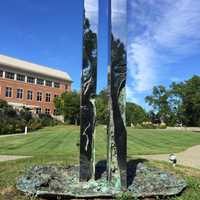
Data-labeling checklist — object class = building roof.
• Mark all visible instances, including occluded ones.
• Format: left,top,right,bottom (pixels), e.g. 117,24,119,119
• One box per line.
0,54,72,82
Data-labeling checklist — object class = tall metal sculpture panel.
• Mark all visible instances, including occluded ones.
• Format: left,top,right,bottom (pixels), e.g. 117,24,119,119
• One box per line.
80,0,98,181
107,0,127,190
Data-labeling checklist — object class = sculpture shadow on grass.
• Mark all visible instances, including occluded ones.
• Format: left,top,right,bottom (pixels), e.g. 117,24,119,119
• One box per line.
95,159,148,186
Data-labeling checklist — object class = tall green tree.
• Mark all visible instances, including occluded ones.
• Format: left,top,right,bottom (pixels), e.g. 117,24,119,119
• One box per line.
54,91,80,125
146,76,200,127
145,85,175,125
96,89,108,124
171,75,200,126
126,102,147,126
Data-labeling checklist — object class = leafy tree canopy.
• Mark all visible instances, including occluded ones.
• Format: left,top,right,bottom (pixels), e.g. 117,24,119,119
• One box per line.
54,91,80,125
146,75,200,127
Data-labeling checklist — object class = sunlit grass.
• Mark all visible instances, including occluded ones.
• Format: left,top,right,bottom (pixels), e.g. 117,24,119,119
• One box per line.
0,125,200,200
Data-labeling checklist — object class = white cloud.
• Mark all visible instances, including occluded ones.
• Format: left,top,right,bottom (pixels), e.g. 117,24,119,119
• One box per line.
154,0,200,52
127,0,200,102
84,0,98,31
126,86,139,104
128,41,156,92
111,0,126,23
84,0,127,40
111,0,127,43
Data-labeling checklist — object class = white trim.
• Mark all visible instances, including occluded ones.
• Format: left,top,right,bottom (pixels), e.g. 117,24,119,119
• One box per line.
2,71,5,78
7,102,40,109
0,54,72,82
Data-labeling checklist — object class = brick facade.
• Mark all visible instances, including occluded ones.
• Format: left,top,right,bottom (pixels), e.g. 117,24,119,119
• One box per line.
0,56,72,115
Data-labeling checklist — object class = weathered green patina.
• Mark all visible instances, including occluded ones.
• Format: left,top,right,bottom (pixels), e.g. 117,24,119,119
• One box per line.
16,163,187,198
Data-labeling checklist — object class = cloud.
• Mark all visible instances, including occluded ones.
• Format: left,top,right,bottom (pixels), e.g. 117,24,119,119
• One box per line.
111,0,127,43
127,0,200,102
84,0,127,40
126,86,138,104
128,41,157,92
154,0,200,52
84,0,98,31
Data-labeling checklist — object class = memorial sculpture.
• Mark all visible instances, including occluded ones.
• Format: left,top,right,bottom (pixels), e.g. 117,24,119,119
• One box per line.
80,1,98,181
17,0,187,198
107,0,127,190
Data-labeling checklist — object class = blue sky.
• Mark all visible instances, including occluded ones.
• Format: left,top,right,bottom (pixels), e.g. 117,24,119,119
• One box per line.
0,0,199,110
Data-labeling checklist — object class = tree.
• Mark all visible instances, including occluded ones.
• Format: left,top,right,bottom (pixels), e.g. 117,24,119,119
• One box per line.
96,89,108,124
171,75,200,126
126,102,147,126
54,91,80,125
20,107,33,125
0,99,24,134
145,85,174,125
148,111,161,124
146,76,200,127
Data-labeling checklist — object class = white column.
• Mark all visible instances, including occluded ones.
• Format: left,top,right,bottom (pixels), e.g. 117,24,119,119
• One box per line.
14,73,17,80
25,75,28,83
2,71,5,78
35,78,37,84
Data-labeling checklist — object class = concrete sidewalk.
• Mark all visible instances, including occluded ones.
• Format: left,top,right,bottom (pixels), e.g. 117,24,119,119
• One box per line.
137,145,200,169
0,155,31,162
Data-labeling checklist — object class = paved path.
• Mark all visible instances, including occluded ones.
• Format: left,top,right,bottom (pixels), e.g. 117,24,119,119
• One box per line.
137,145,200,169
0,133,24,138
0,155,31,162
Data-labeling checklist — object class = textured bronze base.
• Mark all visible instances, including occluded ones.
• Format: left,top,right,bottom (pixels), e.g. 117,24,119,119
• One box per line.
16,161,187,199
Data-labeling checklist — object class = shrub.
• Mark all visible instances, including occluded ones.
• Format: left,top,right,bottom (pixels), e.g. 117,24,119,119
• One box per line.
141,122,156,129
135,123,143,129
0,99,61,135
28,118,42,131
38,113,60,127
159,123,167,129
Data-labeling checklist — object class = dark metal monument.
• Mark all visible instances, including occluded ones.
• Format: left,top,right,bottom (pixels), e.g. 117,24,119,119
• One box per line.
80,0,98,181
107,0,127,190
16,0,187,198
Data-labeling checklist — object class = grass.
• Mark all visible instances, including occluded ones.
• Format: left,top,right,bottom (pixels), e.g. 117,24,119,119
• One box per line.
1,125,200,157
0,125,200,200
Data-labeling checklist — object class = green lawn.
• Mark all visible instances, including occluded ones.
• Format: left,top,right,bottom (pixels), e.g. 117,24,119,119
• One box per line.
0,125,200,158
0,125,200,200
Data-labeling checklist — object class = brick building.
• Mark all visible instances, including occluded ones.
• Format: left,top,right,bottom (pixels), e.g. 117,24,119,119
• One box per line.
0,54,72,115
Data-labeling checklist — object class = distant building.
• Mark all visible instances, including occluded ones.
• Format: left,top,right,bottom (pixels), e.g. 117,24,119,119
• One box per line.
0,54,72,115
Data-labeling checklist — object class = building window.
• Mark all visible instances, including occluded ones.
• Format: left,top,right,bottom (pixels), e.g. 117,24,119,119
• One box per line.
65,84,69,90
37,92,42,101
27,90,33,100
54,82,60,88
46,80,52,87
54,94,58,99
5,87,12,97
37,78,44,85
0,70,3,77
45,108,50,115
36,108,42,114
17,74,25,82
45,93,51,102
27,76,35,84
5,71,14,80
16,89,23,99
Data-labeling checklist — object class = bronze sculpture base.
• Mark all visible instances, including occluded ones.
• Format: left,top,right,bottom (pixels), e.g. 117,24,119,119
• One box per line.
16,161,187,199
